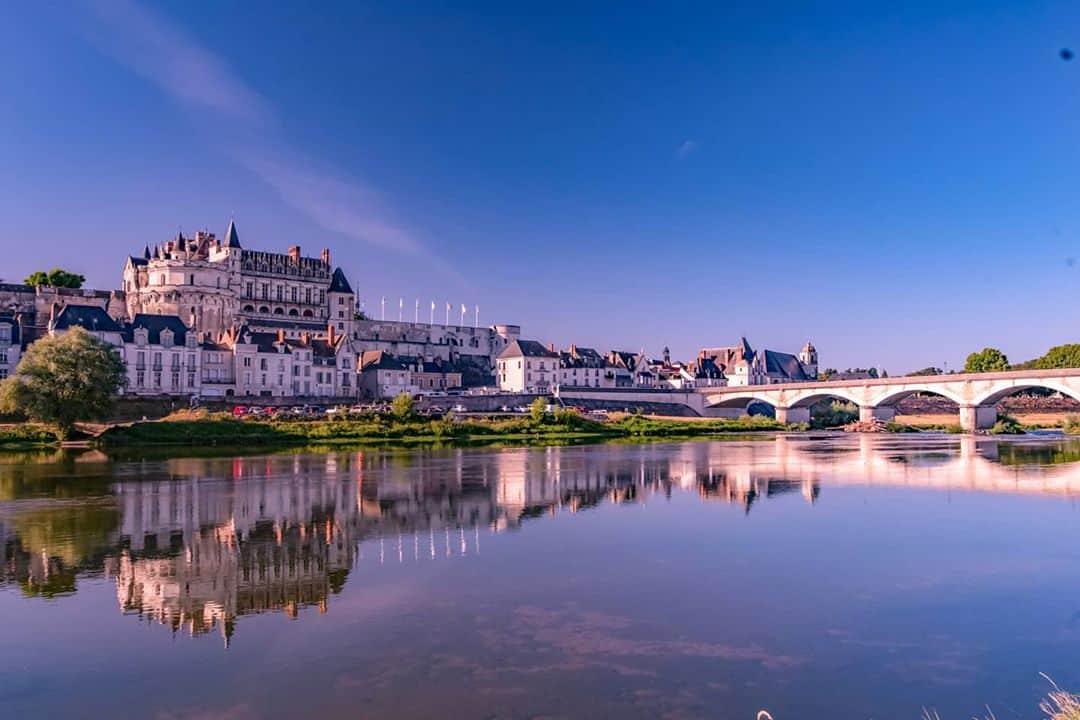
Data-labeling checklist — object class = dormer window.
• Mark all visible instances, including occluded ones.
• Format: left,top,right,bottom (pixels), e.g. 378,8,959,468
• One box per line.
161,329,174,348
134,328,149,346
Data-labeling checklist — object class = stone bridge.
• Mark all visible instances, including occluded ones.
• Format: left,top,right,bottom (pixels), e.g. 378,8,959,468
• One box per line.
557,369,1080,431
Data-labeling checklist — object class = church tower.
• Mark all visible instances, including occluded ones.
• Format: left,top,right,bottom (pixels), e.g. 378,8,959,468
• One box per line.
799,341,818,379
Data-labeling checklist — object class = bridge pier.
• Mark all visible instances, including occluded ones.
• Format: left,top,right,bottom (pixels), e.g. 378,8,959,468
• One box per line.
775,406,811,425
959,405,997,432
859,406,896,424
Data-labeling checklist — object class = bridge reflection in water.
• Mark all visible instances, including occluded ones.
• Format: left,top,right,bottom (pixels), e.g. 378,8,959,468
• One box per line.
2,435,1079,644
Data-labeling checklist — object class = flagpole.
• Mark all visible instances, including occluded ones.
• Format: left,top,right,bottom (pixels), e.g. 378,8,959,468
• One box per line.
460,303,466,326
430,300,435,325
414,299,419,324
445,302,450,326
398,297,403,322
474,304,479,328
380,296,385,321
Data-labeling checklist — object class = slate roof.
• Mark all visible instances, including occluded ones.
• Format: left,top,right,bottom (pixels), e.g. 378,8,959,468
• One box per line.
311,338,341,359
122,314,191,345
224,220,241,248
498,339,558,360
763,350,810,382
328,267,353,294
128,255,148,267
399,355,462,374
561,346,608,368
247,332,290,353
694,357,724,380
0,313,20,345
361,350,408,371
52,305,121,333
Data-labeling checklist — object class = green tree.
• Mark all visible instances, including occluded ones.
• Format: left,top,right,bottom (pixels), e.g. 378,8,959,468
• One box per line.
529,397,548,423
0,327,125,438
906,366,944,376
23,269,86,289
964,347,1010,373
1033,343,1080,369
390,392,415,419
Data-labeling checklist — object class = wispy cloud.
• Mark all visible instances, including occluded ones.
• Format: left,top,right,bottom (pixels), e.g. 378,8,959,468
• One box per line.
82,0,271,125
78,0,438,265
677,139,698,158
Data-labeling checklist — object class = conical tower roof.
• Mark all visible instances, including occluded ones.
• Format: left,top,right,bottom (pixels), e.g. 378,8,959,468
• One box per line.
224,220,241,248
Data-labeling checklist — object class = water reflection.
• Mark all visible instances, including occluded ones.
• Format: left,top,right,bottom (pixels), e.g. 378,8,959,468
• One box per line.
4,435,1080,644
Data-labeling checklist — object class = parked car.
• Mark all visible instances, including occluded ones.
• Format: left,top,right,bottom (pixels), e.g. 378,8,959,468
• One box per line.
451,403,467,413
232,406,248,417
513,405,529,414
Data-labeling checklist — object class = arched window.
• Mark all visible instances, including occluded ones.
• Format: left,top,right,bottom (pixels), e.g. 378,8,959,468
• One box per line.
302,309,314,318
273,307,284,315
243,305,255,313
288,309,299,317
259,306,270,314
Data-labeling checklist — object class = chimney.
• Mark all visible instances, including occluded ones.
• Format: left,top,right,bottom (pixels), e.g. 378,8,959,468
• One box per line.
288,245,301,262
277,329,285,344
301,331,310,346
327,324,336,345
547,342,554,353
570,343,577,357
320,248,330,265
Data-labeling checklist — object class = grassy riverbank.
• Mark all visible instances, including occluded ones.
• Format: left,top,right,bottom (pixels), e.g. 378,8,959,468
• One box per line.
92,411,793,448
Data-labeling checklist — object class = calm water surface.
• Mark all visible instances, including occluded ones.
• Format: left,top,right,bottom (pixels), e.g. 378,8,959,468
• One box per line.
3,435,1080,719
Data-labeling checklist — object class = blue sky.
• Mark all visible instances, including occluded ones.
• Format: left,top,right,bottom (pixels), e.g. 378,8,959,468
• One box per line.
3,1,1080,372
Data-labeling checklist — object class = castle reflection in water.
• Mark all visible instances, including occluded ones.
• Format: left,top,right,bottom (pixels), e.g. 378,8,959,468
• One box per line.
4,435,1080,644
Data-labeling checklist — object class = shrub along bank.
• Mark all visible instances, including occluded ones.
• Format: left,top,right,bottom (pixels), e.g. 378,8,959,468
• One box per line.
0,424,62,448
94,411,795,448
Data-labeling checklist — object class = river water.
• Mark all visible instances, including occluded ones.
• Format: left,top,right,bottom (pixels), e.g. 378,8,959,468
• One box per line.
3,435,1080,719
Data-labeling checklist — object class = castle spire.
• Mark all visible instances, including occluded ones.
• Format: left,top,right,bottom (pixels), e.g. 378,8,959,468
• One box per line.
224,220,241,249
143,245,151,260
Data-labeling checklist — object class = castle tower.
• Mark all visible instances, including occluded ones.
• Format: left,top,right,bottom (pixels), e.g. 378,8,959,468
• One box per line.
327,267,356,338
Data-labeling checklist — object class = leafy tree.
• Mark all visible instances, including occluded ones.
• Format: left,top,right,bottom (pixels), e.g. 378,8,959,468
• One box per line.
1033,343,1080,369
818,368,838,381
23,269,86,289
964,347,1010,373
0,327,125,438
390,392,415,419
529,397,548,423
906,367,944,377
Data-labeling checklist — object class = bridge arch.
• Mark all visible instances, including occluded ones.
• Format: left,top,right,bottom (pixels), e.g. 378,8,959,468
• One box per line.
972,380,1080,407
705,393,775,410
787,389,864,408
870,385,967,408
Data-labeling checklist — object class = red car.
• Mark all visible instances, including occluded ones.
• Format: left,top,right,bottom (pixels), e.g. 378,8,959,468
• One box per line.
232,406,249,417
